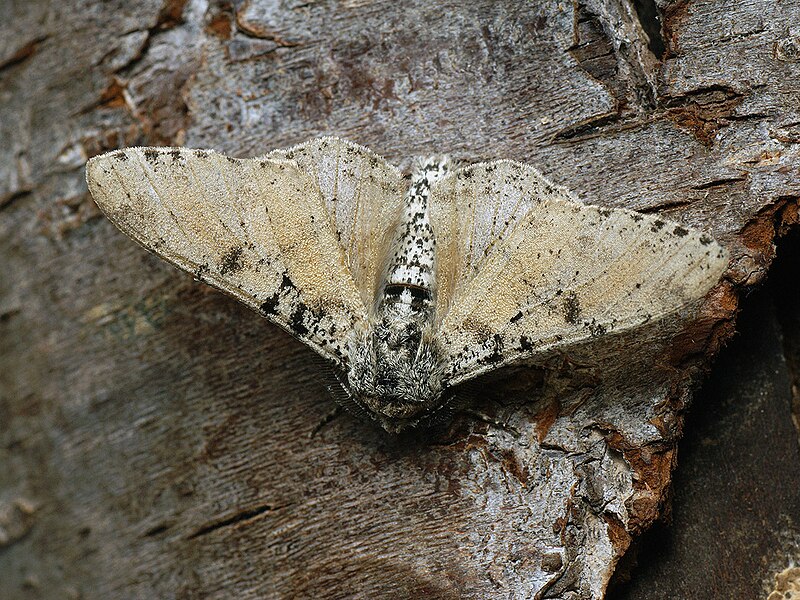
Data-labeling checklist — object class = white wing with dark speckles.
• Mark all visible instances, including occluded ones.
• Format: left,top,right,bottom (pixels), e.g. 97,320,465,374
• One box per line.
429,160,729,386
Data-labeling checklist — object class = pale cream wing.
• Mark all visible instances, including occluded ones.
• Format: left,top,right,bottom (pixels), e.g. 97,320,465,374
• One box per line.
268,137,406,309
85,147,368,367
430,160,729,386
429,160,578,316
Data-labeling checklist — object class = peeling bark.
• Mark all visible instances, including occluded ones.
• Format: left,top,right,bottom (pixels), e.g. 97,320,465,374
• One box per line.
1,0,799,598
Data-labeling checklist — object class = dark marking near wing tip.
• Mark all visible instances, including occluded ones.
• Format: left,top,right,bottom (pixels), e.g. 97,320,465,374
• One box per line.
510,311,523,324
700,234,713,245
143,149,160,163
226,156,237,164
168,149,182,163
260,294,279,315
195,150,210,158
673,225,689,237
563,291,581,324
631,213,643,222
520,336,532,351
219,246,244,275
112,150,128,161
651,219,665,232
280,272,294,292
589,321,608,337
290,304,310,336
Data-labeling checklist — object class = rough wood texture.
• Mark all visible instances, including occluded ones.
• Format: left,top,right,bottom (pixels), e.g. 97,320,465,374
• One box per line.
1,1,798,598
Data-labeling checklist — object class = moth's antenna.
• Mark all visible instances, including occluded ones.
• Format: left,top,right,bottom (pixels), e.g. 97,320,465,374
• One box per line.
309,353,370,421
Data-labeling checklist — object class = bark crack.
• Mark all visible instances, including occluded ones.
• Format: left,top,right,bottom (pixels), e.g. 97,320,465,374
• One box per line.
186,502,289,540
631,0,665,58
0,36,48,72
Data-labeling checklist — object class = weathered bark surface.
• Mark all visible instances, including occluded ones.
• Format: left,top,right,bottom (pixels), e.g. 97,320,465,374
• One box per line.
1,1,798,598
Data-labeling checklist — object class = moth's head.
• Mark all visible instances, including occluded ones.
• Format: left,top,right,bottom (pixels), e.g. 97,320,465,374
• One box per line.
346,321,444,432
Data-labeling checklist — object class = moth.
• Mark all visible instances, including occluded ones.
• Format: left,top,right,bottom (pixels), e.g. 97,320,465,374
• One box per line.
86,137,728,432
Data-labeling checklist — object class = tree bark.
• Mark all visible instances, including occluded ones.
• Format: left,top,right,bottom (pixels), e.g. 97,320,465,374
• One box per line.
1,0,798,598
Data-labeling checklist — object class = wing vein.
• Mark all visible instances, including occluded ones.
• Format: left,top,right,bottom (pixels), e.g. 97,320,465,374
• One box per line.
132,152,193,242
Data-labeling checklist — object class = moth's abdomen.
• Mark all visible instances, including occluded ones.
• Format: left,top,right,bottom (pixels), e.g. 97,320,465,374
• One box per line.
385,205,436,291
379,156,450,319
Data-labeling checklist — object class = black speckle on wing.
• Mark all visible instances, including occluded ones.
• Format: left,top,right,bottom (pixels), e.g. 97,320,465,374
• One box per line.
290,303,310,336
219,245,244,275
562,291,581,324
260,294,279,316
673,225,689,237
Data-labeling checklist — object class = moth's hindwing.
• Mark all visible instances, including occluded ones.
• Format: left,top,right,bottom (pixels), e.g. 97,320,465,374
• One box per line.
268,137,407,309
85,147,370,367
430,160,729,385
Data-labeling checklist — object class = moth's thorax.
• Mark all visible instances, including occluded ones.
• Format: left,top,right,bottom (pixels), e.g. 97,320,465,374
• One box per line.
346,319,444,431
346,156,451,430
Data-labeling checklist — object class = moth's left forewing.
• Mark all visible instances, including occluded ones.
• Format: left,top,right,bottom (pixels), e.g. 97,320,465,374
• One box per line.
86,148,368,368
430,161,729,387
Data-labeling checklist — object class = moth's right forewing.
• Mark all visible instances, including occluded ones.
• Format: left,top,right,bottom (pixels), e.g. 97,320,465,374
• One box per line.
86,147,367,367
430,161,729,386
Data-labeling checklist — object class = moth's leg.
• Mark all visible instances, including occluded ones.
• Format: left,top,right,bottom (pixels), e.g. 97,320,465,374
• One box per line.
309,405,344,438
432,379,520,435
458,407,521,436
